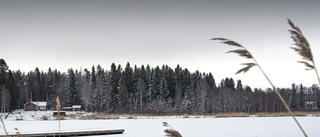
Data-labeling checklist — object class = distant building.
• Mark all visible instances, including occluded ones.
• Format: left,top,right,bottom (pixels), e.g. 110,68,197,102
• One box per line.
62,107,72,111
24,100,47,111
62,105,81,111
72,105,81,111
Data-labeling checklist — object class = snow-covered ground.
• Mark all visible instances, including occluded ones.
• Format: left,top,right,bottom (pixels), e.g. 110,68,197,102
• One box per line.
1,110,320,137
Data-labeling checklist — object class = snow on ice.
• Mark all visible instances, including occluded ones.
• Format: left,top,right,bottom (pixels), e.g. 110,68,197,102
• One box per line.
0,110,320,137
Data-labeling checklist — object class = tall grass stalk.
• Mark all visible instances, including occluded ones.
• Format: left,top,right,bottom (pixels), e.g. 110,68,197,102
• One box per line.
212,38,308,137
288,18,320,86
0,115,8,136
56,96,61,136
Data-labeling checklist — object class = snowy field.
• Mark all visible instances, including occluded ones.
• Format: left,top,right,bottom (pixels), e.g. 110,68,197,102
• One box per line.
1,111,320,137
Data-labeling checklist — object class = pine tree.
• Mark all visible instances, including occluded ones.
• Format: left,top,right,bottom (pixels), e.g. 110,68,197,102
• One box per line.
95,65,105,112
0,59,8,113
132,65,140,112
109,63,120,113
91,66,97,112
124,62,135,112
47,68,56,110
160,77,170,101
13,70,24,109
40,71,47,101
0,59,8,86
224,78,229,89
34,67,41,101
119,73,129,113
137,77,147,113
7,70,19,111
289,83,298,111
81,68,92,111
236,80,243,92
67,68,78,106
298,84,305,111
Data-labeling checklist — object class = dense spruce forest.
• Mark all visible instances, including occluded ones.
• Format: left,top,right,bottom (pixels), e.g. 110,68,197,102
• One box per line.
1,58,320,114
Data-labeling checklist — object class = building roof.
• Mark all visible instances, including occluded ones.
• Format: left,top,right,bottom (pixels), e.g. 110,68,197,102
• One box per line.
72,105,81,108
33,102,47,107
25,102,47,106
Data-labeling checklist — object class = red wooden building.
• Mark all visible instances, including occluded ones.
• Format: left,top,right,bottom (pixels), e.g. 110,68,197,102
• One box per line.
24,100,47,111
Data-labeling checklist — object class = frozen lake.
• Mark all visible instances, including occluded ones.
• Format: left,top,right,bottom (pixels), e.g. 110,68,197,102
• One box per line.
1,116,320,137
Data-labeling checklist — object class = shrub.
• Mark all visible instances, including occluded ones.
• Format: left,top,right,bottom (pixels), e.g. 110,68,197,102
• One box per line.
41,115,49,120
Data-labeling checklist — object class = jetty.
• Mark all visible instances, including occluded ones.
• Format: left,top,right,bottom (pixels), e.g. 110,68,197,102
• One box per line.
2,129,124,137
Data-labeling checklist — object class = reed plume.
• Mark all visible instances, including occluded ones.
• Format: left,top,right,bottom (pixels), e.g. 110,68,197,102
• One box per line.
288,18,320,86
212,37,308,137
163,122,182,137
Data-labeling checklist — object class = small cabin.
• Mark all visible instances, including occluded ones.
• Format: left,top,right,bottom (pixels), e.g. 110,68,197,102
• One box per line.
24,100,47,111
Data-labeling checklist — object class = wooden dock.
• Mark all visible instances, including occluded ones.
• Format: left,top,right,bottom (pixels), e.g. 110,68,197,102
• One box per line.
3,129,124,137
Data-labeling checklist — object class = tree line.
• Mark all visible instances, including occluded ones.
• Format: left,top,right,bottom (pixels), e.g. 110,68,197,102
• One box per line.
1,58,320,114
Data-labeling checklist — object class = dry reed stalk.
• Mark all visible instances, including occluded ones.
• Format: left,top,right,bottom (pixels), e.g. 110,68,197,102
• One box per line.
255,111,307,117
215,112,250,118
163,122,182,137
288,18,320,87
212,38,308,137
0,115,8,136
56,96,61,136
183,113,189,118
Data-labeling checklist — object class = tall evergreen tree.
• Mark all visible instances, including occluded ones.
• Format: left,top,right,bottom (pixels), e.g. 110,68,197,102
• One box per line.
0,59,8,86
153,66,161,99
7,70,19,111
34,67,41,101
13,70,24,109
66,68,78,106
228,78,235,90
236,80,243,92
0,59,9,113
95,65,105,112
124,62,135,111
298,84,305,111
289,83,298,111
109,63,120,113
119,73,129,113
91,66,97,111
47,68,56,110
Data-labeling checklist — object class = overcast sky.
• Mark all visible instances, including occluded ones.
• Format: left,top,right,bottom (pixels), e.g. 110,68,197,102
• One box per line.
1,0,320,89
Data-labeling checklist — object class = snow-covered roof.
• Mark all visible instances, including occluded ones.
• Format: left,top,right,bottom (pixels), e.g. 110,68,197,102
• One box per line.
72,105,81,108
32,102,47,107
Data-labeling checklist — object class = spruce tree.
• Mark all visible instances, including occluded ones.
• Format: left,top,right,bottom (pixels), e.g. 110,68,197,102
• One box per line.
13,70,24,109
34,67,41,101
119,73,129,113
289,83,298,111
109,63,120,113
7,70,19,111
47,68,56,110
124,62,134,111
67,69,78,106
298,84,305,111
236,80,243,92
95,65,105,112
0,59,8,86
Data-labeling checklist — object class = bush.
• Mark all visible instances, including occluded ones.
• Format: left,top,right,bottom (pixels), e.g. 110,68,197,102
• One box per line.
41,115,49,120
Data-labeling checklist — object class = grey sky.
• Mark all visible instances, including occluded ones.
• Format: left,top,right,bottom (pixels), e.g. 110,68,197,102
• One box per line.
1,0,320,88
